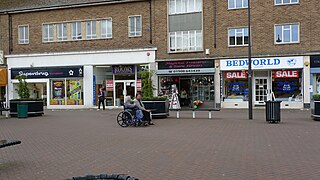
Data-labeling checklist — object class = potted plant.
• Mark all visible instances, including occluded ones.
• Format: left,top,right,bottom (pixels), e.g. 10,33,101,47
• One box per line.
140,70,169,117
10,76,44,117
193,100,203,109
311,94,320,120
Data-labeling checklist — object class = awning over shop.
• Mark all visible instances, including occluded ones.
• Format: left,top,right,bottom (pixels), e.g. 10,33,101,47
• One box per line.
0,67,7,86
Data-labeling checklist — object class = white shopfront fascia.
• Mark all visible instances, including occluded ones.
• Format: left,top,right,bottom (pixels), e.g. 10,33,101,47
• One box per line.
6,48,156,109
220,56,304,71
220,56,306,109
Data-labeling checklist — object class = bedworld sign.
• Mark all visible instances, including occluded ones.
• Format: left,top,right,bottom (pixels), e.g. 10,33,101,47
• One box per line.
220,56,304,71
11,66,84,79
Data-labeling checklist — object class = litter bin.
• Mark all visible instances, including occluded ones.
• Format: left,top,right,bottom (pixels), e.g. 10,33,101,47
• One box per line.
17,102,28,118
265,101,281,123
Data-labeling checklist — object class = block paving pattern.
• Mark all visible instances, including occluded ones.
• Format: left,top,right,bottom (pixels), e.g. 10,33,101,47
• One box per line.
1,109,320,179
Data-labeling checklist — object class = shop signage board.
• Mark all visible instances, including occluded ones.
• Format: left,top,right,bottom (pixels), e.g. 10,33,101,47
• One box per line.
11,66,84,79
112,65,135,74
310,55,320,68
225,71,248,79
157,60,215,75
220,56,304,71
106,80,113,91
273,70,299,78
136,79,142,91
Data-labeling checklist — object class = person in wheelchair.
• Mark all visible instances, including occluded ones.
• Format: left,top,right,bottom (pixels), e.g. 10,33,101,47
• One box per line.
124,96,143,121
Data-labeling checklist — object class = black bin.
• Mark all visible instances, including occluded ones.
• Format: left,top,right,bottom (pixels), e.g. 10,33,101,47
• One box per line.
265,101,282,123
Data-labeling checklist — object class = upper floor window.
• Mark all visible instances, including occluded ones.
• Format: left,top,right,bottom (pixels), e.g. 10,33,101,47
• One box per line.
18,25,29,44
169,0,202,15
129,16,142,37
72,22,82,40
228,0,248,9
228,27,249,46
42,24,54,42
101,19,112,39
169,30,202,52
57,23,68,41
275,0,299,5
86,20,97,39
275,23,299,44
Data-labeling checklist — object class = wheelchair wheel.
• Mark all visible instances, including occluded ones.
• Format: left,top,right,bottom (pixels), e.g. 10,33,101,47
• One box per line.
117,111,133,127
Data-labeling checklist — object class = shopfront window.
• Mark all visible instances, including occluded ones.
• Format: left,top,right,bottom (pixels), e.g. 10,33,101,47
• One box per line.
272,70,302,101
50,79,83,105
224,71,248,102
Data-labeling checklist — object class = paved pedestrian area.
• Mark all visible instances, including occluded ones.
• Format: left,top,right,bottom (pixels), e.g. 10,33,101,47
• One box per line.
0,109,320,180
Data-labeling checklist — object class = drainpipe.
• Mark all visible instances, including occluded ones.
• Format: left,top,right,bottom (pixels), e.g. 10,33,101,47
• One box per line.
149,0,153,44
213,0,216,48
8,13,12,54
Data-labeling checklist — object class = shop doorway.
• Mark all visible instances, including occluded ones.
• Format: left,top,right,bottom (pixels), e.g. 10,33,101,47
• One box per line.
254,77,270,105
114,81,136,106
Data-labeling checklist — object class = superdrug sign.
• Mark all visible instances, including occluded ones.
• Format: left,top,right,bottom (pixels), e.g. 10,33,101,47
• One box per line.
11,66,84,79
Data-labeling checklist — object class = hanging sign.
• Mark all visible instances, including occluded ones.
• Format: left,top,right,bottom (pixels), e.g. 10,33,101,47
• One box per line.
106,80,113,91
273,70,299,78
225,71,248,79
136,79,142,91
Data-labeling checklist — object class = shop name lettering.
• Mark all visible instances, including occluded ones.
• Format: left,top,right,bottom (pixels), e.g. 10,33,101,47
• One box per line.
226,59,280,67
18,71,49,77
168,69,201,73
113,66,133,74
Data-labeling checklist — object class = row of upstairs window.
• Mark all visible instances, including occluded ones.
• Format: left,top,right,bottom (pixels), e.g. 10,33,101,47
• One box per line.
228,0,299,9
18,16,142,44
168,23,300,53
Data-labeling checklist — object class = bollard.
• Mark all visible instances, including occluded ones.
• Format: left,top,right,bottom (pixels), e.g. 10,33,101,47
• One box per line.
209,111,212,119
192,111,196,119
177,111,180,119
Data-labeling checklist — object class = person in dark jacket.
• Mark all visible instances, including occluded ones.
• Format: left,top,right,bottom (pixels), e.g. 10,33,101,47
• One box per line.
133,93,154,125
98,87,105,110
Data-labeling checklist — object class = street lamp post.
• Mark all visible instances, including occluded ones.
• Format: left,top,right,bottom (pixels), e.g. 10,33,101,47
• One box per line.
248,0,253,120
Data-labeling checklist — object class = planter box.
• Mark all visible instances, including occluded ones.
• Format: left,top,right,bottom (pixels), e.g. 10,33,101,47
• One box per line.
143,100,169,118
311,100,320,120
10,100,44,117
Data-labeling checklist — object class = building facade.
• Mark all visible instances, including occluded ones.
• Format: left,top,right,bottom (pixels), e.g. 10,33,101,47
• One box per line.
1,0,320,109
0,0,156,109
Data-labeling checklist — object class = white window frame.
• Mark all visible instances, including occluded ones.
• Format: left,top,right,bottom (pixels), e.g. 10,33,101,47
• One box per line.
72,21,82,40
275,0,299,5
18,25,29,44
42,24,54,43
57,23,68,41
128,15,142,37
168,0,202,15
228,0,248,10
101,18,112,39
274,23,300,44
86,20,97,39
228,27,249,47
169,30,203,52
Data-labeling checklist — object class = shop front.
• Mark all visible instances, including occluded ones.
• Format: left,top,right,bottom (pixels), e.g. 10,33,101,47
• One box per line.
220,56,306,109
6,48,156,109
0,67,7,101
10,66,84,107
157,59,216,108
310,55,320,96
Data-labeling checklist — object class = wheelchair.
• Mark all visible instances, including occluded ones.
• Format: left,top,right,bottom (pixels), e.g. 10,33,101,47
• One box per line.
117,108,148,127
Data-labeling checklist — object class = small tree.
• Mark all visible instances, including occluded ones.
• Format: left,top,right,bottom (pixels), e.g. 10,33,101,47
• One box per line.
16,76,30,99
140,70,154,98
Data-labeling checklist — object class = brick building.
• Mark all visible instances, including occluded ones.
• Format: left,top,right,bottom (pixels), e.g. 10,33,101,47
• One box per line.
1,0,320,109
0,0,157,108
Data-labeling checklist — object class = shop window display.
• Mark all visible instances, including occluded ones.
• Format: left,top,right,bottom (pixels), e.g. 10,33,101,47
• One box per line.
224,71,248,102
272,70,302,102
50,79,83,105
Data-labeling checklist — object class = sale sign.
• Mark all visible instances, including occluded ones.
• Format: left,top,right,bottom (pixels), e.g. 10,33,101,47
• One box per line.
273,70,299,78
225,71,248,79
106,80,113,91
136,79,142,91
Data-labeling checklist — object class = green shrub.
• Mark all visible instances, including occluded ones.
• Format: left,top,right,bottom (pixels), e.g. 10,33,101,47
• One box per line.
16,76,30,100
313,94,320,101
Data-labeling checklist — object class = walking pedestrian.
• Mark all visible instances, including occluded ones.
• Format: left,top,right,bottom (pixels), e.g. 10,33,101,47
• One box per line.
98,87,105,110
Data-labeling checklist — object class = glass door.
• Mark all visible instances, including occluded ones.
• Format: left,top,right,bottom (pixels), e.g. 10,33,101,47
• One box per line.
114,81,136,106
254,78,268,104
